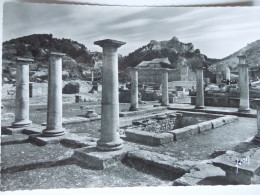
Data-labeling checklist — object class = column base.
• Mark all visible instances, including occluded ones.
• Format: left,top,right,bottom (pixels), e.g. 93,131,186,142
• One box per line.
96,139,123,151
161,103,169,107
195,106,204,109
42,128,66,137
238,108,251,113
12,119,32,128
129,107,139,111
253,136,260,143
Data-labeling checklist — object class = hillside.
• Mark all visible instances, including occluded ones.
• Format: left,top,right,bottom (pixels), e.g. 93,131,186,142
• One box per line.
120,36,219,71
2,34,102,82
209,40,260,73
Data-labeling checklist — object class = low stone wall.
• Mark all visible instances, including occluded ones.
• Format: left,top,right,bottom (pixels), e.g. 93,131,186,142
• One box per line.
169,81,196,91
190,96,256,108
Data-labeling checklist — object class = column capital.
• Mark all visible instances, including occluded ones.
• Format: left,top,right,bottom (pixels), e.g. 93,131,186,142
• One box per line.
238,63,249,68
94,39,126,49
49,51,66,58
16,57,34,63
194,66,205,71
237,55,247,64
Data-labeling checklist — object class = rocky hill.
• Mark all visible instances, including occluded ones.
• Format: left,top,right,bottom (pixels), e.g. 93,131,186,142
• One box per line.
209,40,260,73
2,34,103,82
120,36,219,71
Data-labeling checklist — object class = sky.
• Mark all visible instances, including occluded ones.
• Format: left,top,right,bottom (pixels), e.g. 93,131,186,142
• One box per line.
3,2,260,59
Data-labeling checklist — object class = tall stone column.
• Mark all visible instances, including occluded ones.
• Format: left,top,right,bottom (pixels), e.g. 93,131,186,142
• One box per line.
12,58,34,127
42,52,66,137
195,67,204,109
161,69,170,106
129,67,139,111
94,39,125,151
237,55,250,112
0,2,3,129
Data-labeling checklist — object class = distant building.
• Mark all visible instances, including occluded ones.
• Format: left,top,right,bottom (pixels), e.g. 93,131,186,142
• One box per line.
137,58,196,83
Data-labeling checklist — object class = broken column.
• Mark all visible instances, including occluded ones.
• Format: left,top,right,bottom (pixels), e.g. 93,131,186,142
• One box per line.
94,39,125,151
129,67,139,111
12,58,34,127
237,55,250,112
195,66,204,109
42,52,66,137
161,69,170,106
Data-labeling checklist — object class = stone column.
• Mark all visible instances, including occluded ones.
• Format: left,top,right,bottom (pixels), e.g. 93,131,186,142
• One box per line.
42,52,66,137
91,70,94,82
12,58,33,127
237,55,250,112
161,69,170,106
256,109,260,141
195,67,204,109
94,39,125,151
225,67,231,81
0,2,3,128
129,67,139,111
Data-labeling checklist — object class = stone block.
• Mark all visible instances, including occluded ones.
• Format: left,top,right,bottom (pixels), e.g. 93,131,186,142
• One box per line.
223,115,238,123
211,118,225,129
198,121,213,133
125,128,157,145
169,125,199,141
2,126,28,135
153,133,174,145
72,146,129,169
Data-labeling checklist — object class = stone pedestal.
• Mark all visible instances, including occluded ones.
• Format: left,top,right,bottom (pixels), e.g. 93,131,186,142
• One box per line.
161,69,170,106
12,58,34,128
94,39,125,151
195,67,204,109
237,55,250,113
42,52,66,137
129,68,139,111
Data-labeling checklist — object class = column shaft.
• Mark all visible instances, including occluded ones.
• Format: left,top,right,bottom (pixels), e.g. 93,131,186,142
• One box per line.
129,68,139,111
161,70,169,106
12,59,33,127
238,64,250,112
42,52,65,137
257,110,260,138
196,68,204,109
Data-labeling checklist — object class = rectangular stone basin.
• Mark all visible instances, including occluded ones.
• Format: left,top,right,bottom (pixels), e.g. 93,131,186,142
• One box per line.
124,111,238,145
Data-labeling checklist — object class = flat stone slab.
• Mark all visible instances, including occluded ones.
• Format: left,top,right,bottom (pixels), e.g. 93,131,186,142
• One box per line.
2,125,27,135
72,146,130,169
125,150,192,177
60,134,97,148
29,133,90,146
22,124,45,135
172,164,225,186
169,125,199,141
213,148,260,184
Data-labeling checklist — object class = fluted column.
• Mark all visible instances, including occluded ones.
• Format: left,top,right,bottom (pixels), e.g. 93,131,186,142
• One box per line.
129,67,139,111
94,39,125,151
237,55,250,113
195,67,204,109
161,69,170,106
42,52,66,137
12,58,33,127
